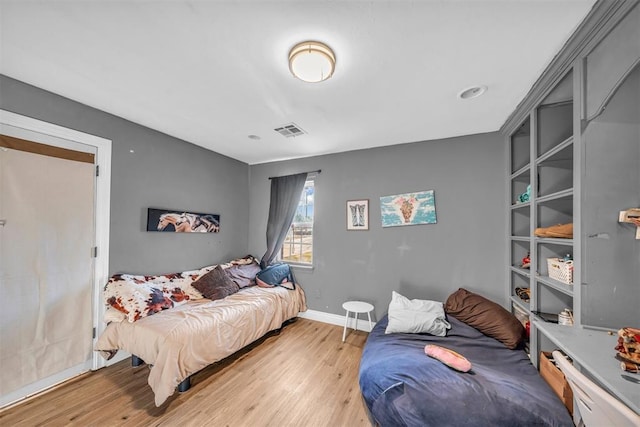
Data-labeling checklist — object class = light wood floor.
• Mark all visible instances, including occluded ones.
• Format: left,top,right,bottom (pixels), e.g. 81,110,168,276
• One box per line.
0,318,371,427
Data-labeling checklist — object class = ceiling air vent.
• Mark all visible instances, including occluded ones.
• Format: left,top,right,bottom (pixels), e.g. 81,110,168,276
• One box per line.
274,123,306,138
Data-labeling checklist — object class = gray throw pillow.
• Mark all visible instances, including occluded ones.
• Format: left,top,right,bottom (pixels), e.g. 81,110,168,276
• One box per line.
192,265,239,301
224,261,261,288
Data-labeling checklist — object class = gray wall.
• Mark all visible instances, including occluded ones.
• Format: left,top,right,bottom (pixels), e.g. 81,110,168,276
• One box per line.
1,74,507,318
0,75,250,275
581,65,640,328
248,133,506,319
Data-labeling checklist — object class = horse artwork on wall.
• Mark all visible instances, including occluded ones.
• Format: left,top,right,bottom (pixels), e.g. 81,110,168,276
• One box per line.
147,208,220,233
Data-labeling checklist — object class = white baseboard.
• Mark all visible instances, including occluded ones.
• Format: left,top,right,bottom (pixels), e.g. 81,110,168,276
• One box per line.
298,309,375,332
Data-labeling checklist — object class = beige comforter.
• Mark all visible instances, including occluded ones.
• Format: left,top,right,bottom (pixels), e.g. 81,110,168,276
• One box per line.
95,285,307,406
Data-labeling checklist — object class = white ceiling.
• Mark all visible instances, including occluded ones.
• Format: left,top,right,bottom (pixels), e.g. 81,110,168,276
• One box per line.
0,0,596,165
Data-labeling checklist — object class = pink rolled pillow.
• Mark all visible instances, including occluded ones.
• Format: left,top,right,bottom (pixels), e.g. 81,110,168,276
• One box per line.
425,344,472,373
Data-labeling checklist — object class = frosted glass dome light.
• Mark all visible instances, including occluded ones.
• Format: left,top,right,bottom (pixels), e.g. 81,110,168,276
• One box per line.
289,41,336,83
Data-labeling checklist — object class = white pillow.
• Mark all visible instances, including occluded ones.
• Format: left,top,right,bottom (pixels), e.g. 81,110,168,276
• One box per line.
385,291,451,336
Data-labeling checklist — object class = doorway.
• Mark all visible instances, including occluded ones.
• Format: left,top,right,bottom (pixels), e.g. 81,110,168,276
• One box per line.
0,110,111,408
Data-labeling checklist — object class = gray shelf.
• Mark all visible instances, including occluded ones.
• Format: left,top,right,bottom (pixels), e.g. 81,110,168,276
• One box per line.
510,164,531,180
511,201,531,210
510,295,530,313
510,266,531,278
536,135,574,164
536,275,574,296
507,62,578,391
536,188,573,204
530,312,547,324
534,321,640,415
535,237,573,245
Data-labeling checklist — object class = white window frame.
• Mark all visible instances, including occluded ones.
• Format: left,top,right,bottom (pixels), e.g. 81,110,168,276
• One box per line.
280,175,315,267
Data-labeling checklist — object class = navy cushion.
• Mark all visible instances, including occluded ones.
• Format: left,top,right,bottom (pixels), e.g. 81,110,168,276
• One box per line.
256,263,295,290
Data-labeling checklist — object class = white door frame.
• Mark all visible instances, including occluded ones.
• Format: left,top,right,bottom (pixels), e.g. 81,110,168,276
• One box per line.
0,109,111,371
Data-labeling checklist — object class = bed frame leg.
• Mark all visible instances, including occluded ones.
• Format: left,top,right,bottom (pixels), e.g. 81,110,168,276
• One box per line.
131,355,145,367
178,376,191,393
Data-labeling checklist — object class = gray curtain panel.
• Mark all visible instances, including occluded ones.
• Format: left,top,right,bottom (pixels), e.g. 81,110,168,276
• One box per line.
260,172,308,268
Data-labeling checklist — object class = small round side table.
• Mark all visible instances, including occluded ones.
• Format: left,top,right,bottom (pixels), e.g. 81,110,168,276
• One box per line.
342,300,374,342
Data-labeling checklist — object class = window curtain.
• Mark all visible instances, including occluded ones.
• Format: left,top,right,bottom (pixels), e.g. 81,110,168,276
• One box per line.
260,172,308,268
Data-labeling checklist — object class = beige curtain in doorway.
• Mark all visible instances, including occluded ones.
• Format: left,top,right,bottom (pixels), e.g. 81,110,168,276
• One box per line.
0,140,95,400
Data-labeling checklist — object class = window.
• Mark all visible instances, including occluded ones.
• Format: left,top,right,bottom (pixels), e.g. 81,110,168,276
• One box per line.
281,176,314,265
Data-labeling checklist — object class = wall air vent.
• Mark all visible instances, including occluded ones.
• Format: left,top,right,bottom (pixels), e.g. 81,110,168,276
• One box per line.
274,123,306,138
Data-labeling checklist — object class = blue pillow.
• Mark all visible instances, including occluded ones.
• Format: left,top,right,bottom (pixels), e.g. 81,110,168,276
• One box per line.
256,263,295,290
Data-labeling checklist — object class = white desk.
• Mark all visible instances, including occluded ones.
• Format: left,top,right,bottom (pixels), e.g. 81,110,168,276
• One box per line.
535,321,640,415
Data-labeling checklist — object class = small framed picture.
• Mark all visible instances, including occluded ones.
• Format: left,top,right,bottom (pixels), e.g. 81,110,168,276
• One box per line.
346,199,369,231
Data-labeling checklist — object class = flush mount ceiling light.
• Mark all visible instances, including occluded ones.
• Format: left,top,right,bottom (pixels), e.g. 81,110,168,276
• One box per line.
458,85,488,100
288,41,336,83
